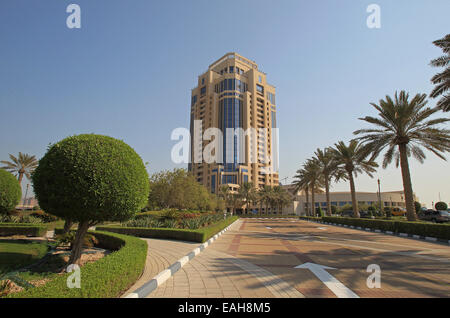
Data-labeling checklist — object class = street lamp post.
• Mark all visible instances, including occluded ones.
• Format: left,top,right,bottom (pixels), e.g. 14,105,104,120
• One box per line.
377,179,382,215
23,183,29,208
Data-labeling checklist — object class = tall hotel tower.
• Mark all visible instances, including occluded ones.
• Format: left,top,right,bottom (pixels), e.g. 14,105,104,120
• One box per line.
189,53,279,194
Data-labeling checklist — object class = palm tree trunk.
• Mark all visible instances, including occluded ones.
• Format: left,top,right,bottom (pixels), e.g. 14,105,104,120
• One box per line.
305,187,309,216
325,176,331,216
399,144,417,221
348,170,360,218
311,184,316,217
17,172,24,185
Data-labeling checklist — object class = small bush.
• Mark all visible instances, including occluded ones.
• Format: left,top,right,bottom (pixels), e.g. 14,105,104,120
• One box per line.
29,211,59,223
0,170,22,215
384,207,392,218
414,201,422,213
55,232,99,248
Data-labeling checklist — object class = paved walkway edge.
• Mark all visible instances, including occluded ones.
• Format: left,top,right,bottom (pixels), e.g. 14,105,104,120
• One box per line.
124,219,240,298
303,219,450,246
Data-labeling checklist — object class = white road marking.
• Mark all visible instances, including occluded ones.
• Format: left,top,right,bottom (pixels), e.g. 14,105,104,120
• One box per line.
295,263,359,298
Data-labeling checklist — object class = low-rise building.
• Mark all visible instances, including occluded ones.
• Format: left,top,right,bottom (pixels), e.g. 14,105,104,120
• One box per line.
281,184,418,216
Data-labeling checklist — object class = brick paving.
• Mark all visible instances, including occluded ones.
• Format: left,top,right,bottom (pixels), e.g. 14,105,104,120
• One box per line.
125,218,450,298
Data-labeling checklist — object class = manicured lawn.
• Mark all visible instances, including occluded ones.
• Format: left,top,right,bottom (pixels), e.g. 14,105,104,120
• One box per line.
0,240,49,273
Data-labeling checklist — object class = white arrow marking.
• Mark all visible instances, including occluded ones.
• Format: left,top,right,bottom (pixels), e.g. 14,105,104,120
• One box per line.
266,227,272,229
295,262,359,298
317,227,327,230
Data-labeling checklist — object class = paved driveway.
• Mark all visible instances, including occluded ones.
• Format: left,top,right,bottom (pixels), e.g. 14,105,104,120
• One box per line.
148,218,450,298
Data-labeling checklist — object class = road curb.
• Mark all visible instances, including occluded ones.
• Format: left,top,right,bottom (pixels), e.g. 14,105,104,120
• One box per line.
301,219,450,246
124,219,239,298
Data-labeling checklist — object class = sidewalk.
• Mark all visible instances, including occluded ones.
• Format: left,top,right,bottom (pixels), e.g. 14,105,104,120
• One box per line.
145,220,303,298
121,238,199,297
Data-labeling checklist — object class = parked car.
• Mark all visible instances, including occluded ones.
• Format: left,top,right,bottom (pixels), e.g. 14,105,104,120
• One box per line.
360,211,372,219
391,207,407,216
340,210,354,217
418,209,450,223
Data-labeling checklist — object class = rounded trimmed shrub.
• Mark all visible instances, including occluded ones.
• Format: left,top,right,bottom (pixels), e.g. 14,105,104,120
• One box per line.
0,169,22,214
32,134,150,223
414,201,421,213
32,134,150,263
435,201,448,211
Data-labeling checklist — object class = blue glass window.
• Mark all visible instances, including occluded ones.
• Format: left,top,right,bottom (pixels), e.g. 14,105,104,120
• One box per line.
256,84,264,94
211,175,216,193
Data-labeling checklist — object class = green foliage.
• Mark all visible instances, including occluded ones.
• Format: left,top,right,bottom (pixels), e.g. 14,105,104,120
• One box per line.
384,207,392,218
29,211,59,223
0,223,47,237
322,216,450,240
123,212,226,230
430,34,450,112
414,201,422,213
317,207,324,217
435,202,448,211
0,214,42,224
0,240,49,273
55,232,99,248
299,216,322,222
0,170,22,215
32,134,150,223
330,206,338,214
8,231,147,298
147,169,221,211
98,216,238,243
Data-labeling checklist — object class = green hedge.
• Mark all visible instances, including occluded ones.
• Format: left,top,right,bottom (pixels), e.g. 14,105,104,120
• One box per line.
97,216,238,243
299,216,322,222
321,217,450,240
0,223,47,237
8,230,147,298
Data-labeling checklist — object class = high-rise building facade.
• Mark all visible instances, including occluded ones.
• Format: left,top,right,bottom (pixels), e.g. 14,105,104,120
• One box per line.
189,53,279,193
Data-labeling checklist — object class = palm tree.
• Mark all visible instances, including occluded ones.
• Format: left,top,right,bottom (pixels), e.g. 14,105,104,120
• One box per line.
272,186,291,214
219,185,231,213
1,153,38,186
259,186,273,215
303,159,323,217
331,140,378,218
430,34,450,112
238,182,256,214
314,148,346,216
354,91,450,221
293,168,313,216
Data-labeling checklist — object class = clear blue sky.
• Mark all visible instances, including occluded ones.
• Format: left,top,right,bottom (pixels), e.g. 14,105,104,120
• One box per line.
0,0,449,207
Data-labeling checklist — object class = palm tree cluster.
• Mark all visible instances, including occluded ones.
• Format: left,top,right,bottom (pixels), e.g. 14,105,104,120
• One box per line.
294,90,449,221
219,183,292,215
